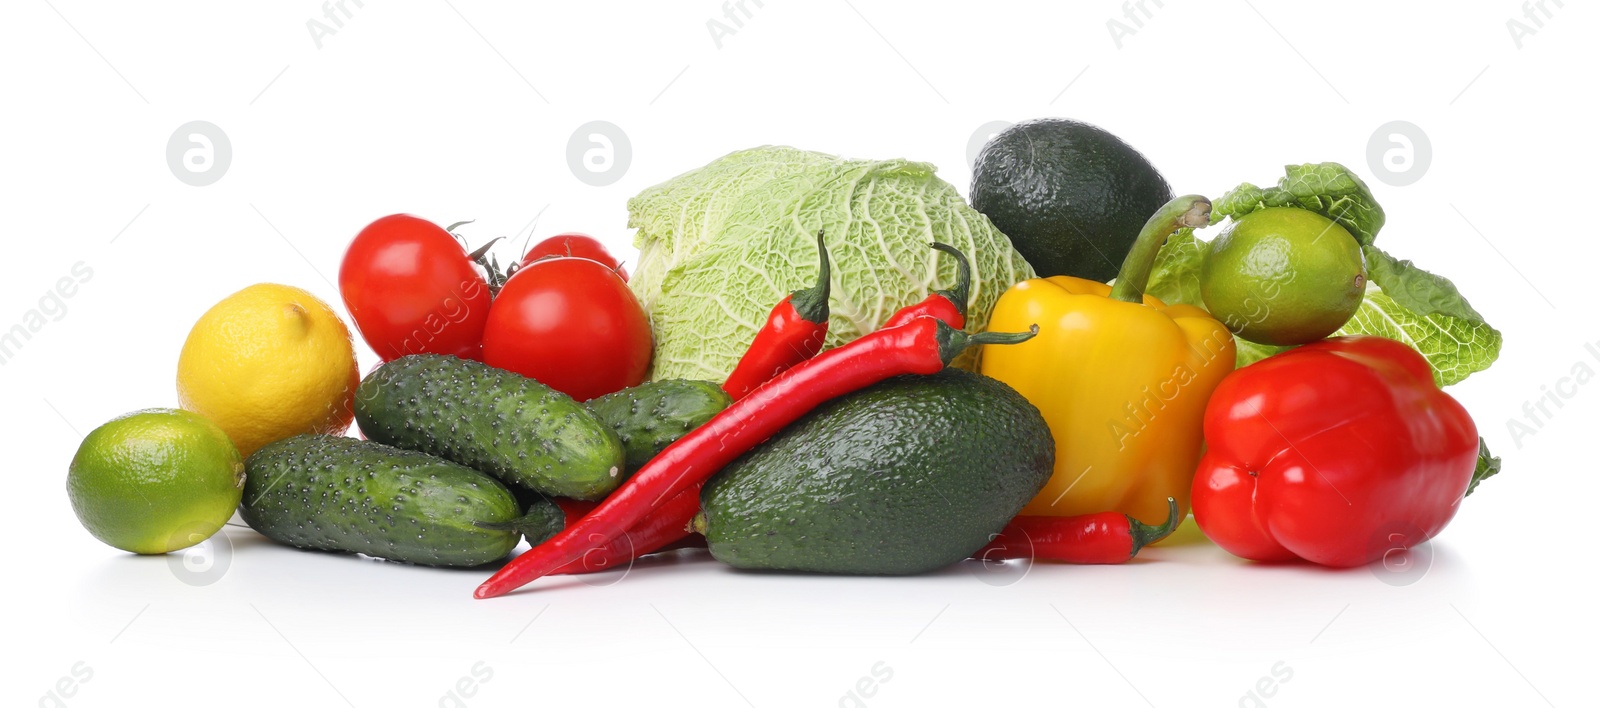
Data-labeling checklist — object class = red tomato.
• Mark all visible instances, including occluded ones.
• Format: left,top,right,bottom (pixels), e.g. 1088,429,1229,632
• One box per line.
521,233,628,282
483,257,652,401
339,214,493,362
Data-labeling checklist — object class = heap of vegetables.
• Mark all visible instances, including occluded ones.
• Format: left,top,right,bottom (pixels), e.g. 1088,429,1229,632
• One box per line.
66,122,1507,596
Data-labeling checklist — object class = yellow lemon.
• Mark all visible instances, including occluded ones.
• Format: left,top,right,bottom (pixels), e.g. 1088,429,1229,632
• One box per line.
177,283,358,457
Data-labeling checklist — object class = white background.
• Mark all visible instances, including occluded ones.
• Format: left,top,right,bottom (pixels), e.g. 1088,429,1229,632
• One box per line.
2,1,1594,706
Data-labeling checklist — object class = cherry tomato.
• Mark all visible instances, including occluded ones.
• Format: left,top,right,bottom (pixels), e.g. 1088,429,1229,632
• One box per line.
483,257,652,401
339,214,493,362
521,233,628,282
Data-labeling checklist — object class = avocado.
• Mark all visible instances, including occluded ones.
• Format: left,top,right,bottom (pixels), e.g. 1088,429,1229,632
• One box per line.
971,118,1173,281
698,369,1053,575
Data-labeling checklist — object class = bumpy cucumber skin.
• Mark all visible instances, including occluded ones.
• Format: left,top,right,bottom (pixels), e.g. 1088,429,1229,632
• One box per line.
241,435,546,567
700,369,1054,575
585,379,732,474
354,354,625,500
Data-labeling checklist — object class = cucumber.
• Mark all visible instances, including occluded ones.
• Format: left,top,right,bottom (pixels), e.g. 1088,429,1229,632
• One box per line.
241,435,563,568
355,354,625,500
585,379,732,475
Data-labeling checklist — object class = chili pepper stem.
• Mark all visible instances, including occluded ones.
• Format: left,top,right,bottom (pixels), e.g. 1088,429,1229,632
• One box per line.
1109,195,1212,304
1127,497,1181,556
877,244,973,331
929,242,971,319
788,230,831,323
938,323,1038,363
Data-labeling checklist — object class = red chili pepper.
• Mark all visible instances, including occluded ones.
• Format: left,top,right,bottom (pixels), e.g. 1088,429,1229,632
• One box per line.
475,316,1039,598
551,498,596,526
880,242,970,330
973,498,1179,564
721,231,831,401
550,483,703,575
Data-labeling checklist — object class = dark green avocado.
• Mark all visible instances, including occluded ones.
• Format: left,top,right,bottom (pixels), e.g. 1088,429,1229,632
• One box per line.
698,369,1054,575
971,118,1173,281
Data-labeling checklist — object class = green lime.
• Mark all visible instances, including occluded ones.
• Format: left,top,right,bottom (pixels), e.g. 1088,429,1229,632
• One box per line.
1200,207,1367,346
68,408,245,554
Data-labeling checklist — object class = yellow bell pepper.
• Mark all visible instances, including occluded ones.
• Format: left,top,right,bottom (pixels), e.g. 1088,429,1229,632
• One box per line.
981,196,1234,525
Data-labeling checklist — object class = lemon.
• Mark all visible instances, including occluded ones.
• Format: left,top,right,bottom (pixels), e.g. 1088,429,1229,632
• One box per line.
1199,208,1366,346
68,408,245,554
177,283,358,457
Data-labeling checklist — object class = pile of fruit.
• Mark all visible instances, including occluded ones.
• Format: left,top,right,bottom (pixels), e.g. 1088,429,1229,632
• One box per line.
67,118,1502,598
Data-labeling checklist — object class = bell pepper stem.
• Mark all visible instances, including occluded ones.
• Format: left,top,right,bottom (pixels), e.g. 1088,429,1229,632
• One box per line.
1108,195,1212,304
1127,497,1180,558
789,230,832,324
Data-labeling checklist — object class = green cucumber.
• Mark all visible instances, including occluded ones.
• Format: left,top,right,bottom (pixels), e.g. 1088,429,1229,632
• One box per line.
355,354,625,500
241,435,563,568
585,379,732,475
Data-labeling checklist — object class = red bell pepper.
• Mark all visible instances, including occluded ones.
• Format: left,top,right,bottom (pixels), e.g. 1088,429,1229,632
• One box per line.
1191,336,1481,567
